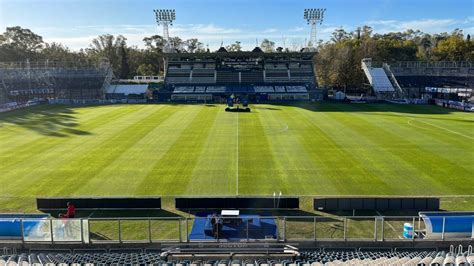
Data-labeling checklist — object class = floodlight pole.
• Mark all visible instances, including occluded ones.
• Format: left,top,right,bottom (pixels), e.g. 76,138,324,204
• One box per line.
162,21,170,42
154,9,176,77
154,9,176,52
310,22,317,48
304,8,326,48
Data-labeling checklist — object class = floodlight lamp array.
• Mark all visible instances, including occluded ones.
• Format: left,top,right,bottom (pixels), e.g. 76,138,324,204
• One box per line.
304,8,326,24
154,9,176,25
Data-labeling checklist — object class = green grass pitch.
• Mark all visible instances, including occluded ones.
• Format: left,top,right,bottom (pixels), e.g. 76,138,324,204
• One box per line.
0,103,473,212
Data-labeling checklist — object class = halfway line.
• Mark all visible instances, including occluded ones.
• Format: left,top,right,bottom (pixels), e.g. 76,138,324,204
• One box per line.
236,112,239,195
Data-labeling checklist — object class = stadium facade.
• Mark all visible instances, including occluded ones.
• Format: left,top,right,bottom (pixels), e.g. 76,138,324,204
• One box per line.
0,59,112,110
157,49,325,103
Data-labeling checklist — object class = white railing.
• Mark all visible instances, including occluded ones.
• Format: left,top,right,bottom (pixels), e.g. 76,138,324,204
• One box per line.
0,215,472,244
383,63,405,98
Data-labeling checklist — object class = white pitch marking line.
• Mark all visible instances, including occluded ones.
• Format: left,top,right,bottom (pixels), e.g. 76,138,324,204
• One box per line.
236,111,239,196
408,118,474,140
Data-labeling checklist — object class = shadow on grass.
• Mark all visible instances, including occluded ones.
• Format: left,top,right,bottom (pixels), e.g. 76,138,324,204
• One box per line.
0,104,92,137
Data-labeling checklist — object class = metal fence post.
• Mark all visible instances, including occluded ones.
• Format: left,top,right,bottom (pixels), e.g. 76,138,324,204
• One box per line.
87,219,91,244
80,219,84,244
374,217,377,241
247,219,249,241
441,217,446,241
148,219,152,243
118,220,122,243
381,217,385,241
20,219,25,244
313,217,316,241
283,217,286,242
343,217,347,241
50,219,54,244
412,217,416,241
178,218,182,242
186,218,189,243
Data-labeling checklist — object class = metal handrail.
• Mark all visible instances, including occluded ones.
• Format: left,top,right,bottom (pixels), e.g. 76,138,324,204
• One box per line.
1,215,472,244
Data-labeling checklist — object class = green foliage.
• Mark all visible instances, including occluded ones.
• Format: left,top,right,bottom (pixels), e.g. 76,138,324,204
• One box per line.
184,38,204,53
226,41,242,52
260,39,275,52
119,43,130,79
316,27,473,89
86,34,127,75
137,64,156,76
0,26,472,82
0,26,44,60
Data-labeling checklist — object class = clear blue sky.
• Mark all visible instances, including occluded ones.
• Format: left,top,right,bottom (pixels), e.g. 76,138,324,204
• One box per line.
0,0,472,50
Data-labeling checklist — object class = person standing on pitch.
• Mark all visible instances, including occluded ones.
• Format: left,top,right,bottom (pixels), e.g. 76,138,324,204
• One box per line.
59,202,76,218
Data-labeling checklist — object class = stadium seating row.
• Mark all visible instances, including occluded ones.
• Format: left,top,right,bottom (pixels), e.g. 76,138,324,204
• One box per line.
395,76,473,88
165,69,314,84
172,86,308,94
1,247,472,265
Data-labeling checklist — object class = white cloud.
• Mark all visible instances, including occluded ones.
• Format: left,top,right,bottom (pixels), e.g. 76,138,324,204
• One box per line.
365,18,471,34
39,23,322,50
263,28,278,33
43,36,95,49
289,26,305,32
36,17,473,51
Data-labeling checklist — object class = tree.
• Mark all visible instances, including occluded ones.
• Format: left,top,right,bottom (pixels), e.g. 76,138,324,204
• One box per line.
0,26,44,60
184,38,203,53
119,43,130,78
433,32,469,61
137,64,156,76
86,34,127,74
226,41,242,52
1,26,44,53
331,28,350,43
169,37,184,52
40,42,75,61
143,35,166,52
260,39,275,52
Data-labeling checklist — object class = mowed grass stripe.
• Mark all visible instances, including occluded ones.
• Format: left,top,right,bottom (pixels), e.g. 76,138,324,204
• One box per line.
341,103,473,169
383,104,474,136
45,105,176,196
313,104,446,195
0,104,140,172
0,105,124,159
79,105,202,196
291,106,393,195
356,104,473,168
238,107,287,195
135,105,219,195
355,104,473,148
256,105,333,195
0,105,157,196
327,103,471,194
288,105,395,194
186,106,237,195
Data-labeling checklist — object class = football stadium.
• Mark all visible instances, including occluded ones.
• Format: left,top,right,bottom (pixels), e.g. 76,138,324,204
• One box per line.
0,1,473,265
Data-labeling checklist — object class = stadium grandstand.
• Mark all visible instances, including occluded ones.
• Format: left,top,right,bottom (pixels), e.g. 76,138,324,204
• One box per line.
0,3,473,265
362,59,473,108
0,59,112,111
1,245,474,265
161,49,325,103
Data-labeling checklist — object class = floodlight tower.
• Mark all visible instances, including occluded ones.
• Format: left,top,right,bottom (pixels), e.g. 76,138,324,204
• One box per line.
304,8,326,48
154,9,176,51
